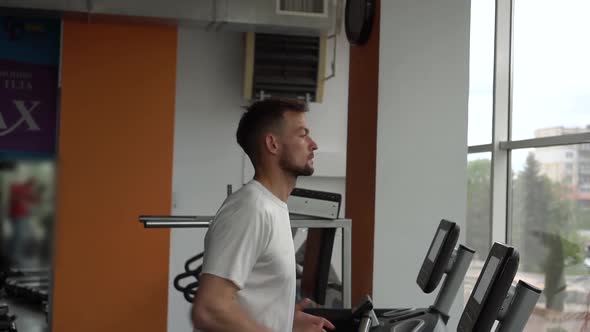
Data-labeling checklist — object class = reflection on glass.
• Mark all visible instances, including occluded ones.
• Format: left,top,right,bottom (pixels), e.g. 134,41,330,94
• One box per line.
465,153,492,303
1,160,55,269
511,146,590,331
512,0,590,140
467,0,495,146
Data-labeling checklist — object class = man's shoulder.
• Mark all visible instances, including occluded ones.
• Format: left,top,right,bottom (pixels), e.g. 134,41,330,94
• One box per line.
214,183,266,220
227,182,264,206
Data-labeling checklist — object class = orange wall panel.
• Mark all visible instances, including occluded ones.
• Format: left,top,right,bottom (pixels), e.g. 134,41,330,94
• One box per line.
54,19,177,332
346,0,380,304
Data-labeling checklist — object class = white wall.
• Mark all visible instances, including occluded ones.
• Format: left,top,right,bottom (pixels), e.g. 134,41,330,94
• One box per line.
167,27,245,332
373,0,470,330
168,26,350,331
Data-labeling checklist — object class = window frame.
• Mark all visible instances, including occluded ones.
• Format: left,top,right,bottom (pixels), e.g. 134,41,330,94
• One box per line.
467,0,590,246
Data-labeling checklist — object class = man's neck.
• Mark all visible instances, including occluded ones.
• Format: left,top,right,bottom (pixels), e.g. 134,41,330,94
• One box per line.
253,169,296,202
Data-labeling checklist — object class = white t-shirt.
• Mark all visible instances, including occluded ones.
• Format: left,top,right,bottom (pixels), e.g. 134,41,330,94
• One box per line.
201,180,296,332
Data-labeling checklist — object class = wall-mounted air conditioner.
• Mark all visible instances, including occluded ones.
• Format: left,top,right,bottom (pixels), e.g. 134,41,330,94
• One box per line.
243,31,327,103
276,0,329,18
0,0,335,37
214,0,333,36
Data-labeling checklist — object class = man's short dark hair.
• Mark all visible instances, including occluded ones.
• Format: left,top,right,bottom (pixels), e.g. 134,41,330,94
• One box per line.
236,98,309,165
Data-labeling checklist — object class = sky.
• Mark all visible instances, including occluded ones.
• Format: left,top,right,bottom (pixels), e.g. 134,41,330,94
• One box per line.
467,0,590,169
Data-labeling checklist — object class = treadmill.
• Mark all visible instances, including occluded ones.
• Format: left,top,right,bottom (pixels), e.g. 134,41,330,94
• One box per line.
457,243,541,332
377,219,473,322
305,219,474,331
355,242,541,332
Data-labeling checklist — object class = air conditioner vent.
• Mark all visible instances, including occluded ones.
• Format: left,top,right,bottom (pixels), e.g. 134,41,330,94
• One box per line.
249,33,324,101
277,0,328,17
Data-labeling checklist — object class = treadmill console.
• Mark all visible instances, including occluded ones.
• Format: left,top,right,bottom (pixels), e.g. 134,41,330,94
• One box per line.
351,294,374,318
416,219,459,293
458,242,519,332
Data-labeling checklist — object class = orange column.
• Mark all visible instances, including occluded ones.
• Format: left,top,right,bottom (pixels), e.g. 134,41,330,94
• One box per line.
54,19,177,332
346,0,380,304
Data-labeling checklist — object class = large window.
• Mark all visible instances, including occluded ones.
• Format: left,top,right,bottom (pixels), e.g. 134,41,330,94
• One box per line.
467,0,590,330
464,0,495,304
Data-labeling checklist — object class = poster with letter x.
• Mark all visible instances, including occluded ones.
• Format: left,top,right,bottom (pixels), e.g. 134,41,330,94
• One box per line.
0,17,60,156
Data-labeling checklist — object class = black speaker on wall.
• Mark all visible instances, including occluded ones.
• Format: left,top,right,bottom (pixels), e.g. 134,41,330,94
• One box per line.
243,32,326,103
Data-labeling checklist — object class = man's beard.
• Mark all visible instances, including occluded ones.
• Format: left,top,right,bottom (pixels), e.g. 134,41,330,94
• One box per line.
279,152,314,177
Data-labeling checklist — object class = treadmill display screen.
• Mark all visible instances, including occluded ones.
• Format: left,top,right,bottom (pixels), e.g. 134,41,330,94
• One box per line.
458,243,519,332
416,219,459,293
428,229,447,262
474,256,499,303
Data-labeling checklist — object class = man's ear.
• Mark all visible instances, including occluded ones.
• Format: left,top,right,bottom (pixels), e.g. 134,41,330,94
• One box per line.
264,134,280,156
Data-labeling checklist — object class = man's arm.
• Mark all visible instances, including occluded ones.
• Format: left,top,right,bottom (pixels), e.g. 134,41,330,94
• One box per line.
192,273,272,332
293,298,335,332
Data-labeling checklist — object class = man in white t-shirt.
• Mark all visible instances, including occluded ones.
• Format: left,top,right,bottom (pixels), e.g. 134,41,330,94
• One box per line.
191,98,335,332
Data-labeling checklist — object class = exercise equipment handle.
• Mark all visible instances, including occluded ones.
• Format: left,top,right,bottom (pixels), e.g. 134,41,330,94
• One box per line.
358,316,372,332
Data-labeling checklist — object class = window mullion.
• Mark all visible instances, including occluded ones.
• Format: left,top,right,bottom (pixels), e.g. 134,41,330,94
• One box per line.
490,0,513,245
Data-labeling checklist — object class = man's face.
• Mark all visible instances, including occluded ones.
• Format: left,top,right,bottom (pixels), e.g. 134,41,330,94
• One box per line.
277,111,318,177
